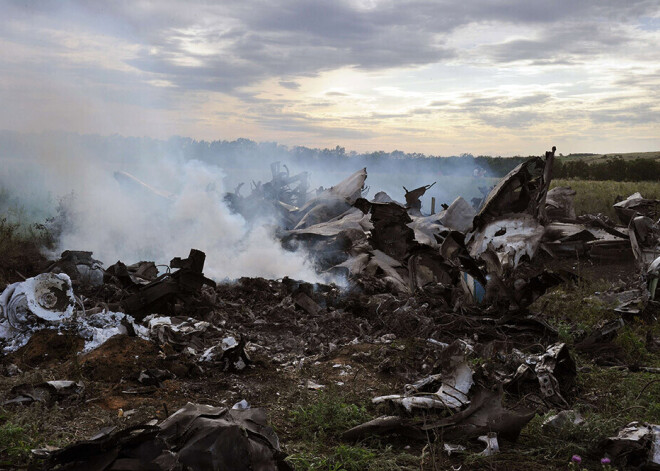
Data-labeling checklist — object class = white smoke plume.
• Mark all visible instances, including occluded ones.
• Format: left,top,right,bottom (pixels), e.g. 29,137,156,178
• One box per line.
0,135,324,282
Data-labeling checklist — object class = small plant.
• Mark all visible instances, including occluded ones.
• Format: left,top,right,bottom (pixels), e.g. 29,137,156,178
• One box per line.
286,444,414,471
568,454,582,470
601,457,616,470
290,390,371,440
615,325,651,366
0,420,33,463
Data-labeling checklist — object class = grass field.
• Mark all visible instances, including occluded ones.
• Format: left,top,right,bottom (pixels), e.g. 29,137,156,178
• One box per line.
551,179,660,220
558,151,660,163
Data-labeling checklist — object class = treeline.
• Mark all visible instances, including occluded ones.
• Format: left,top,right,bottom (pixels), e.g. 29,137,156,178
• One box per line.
1,131,658,181
170,137,530,177
553,157,660,182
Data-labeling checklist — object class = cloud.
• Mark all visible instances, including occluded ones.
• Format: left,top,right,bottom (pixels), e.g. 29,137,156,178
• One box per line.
279,80,301,89
481,22,632,64
0,0,659,153
590,104,660,124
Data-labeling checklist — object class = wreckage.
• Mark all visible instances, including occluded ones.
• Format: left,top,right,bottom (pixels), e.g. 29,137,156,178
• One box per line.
3,145,660,468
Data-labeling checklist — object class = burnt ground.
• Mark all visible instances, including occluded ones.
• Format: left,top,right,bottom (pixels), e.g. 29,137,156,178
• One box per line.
1,256,660,470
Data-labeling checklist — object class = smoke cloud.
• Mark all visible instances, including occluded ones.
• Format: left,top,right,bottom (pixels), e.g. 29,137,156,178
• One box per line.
0,131,499,284
0,133,324,282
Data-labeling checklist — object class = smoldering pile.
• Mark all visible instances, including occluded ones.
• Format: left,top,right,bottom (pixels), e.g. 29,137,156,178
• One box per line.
2,146,660,470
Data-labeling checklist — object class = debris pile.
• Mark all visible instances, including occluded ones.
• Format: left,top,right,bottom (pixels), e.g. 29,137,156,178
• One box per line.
2,145,660,468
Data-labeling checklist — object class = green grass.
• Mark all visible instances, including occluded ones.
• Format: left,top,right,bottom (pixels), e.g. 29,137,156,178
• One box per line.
558,151,660,163
531,280,616,333
0,420,33,464
551,179,660,220
0,405,68,466
289,389,372,440
515,279,660,469
287,443,419,471
460,365,660,470
286,389,418,470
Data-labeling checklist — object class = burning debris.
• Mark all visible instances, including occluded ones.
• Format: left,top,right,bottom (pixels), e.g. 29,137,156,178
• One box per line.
2,145,660,468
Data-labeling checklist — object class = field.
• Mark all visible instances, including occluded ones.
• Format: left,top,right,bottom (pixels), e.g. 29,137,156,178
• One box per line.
558,151,660,163
551,179,660,220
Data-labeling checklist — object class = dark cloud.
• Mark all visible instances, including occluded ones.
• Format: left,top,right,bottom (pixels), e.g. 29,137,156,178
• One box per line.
3,0,658,97
504,93,552,108
279,80,301,89
482,22,632,64
614,70,660,90
453,93,552,112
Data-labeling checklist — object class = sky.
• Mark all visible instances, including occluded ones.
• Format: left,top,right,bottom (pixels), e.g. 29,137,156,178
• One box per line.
1,0,659,156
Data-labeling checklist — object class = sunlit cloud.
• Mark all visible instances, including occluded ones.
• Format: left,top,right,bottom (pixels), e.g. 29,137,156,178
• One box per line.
0,0,658,155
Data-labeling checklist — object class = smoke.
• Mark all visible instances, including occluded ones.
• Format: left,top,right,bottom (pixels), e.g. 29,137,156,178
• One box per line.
0,133,324,282
0,131,499,284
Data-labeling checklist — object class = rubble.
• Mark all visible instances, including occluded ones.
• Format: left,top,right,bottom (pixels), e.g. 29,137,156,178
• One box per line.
120,249,216,318
478,433,500,456
506,343,576,406
4,380,84,406
545,186,577,220
373,341,474,411
147,315,250,371
44,402,291,471
542,410,584,431
614,192,660,225
602,422,660,470
0,273,76,352
47,251,104,286
344,386,535,442
3,146,660,468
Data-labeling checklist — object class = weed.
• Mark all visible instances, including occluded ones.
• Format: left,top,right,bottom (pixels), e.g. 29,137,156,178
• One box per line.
290,389,371,440
532,280,615,340
286,443,418,471
615,325,652,366
0,420,32,463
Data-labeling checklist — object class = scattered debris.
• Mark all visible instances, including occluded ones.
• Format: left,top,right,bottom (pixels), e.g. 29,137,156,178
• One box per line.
443,443,466,456
121,249,216,318
4,146,660,468
344,387,535,442
602,422,660,470
614,192,660,225
4,380,84,406
45,402,292,470
0,273,76,352
545,186,577,220
373,340,474,411
478,433,500,456
542,410,584,431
